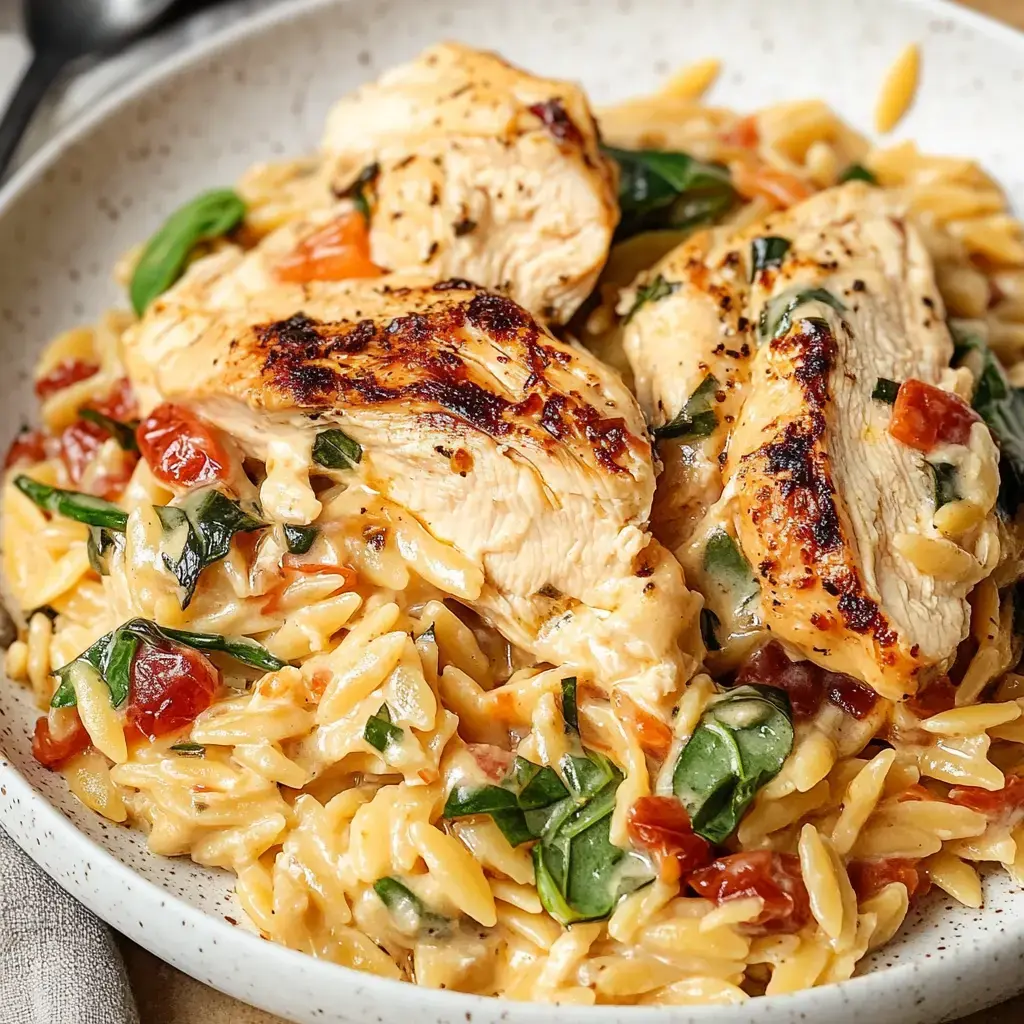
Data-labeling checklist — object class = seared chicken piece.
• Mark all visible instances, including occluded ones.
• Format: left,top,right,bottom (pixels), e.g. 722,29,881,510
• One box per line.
626,184,1000,698
122,246,699,710
321,42,618,324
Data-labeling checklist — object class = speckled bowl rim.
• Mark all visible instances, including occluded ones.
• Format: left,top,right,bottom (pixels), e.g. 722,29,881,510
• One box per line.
1,0,1024,1021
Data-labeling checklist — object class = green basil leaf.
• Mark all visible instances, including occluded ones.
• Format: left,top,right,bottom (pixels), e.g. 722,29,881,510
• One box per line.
78,408,140,451
952,326,1024,516
283,524,318,555
560,751,620,801
49,677,77,709
750,236,791,280
872,377,901,404
604,146,737,240
758,287,847,343
623,273,678,324
170,742,206,757
156,488,264,608
931,462,960,510
312,428,362,470
838,163,878,185
14,476,128,531
444,784,519,817
364,704,404,753
130,189,246,315
516,760,568,810
126,619,286,672
672,684,794,843
653,374,719,441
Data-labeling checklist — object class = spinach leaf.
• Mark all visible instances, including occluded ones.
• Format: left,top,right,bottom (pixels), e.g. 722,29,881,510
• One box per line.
652,374,719,442
622,274,678,324
364,704,404,753
372,877,451,938
443,755,569,848
170,742,206,757
283,524,318,555
750,236,791,280
700,606,722,652
672,684,794,843
953,327,1024,515
604,146,737,240
311,428,362,470
78,408,140,452
155,488,264,608
930,462,960,510
51,617,285,709
338,162,379,222
87,525,123,576
130,189,246,315
703,529,759,609
561,675,579,733
14,476,128,531
872,377,901,404
758,287,847,343
838,163,878,185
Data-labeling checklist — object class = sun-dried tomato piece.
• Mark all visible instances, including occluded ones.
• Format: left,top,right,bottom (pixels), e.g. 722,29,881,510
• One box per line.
889,379,980,452
4,429,49,468
848,858,929,901
276,212,381,283
688,851,812,934
34,360,99,400
612,691,673,760
949,775,1024,820
137,403,230,487
904,677,958,719
126,639,220,740
628,796,712,881
31,712,91,770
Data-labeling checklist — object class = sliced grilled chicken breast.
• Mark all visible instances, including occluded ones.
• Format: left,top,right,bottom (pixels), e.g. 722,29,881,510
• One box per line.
626,184,1000,698
123,248,699,708
321,42,618,324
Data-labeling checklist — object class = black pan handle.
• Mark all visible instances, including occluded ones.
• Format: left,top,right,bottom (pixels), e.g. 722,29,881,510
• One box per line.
0,50,67,182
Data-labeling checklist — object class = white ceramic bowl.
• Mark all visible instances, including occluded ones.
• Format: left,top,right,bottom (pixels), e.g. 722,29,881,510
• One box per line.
1,1,1023,1021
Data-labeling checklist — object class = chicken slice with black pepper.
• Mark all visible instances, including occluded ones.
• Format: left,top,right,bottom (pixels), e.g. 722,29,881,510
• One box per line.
122,246,700,711
319,42,618,324
625,183,1000,698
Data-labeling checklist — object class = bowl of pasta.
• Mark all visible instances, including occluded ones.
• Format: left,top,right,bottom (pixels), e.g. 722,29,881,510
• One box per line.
2,0,1024,1021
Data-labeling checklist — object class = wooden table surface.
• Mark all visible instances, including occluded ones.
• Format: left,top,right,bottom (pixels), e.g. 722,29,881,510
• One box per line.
115,0,1023,1021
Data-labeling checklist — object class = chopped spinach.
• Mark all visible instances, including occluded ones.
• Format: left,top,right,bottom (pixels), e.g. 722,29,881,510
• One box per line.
50,617,285,710
930,462,960,510
87,525,123,576
155,488,264,608
130,189,246,315
14,476,128,531
953,326,1024,516
338,162,380,223
872,377,901,404
561,676,579,733
622,273,678,324
700,606,722,652
170,742,206,757
311,428,362,470
672,684,793,843
372,877,451,938
838,163,878,185
603,146,737,240
703,529,759,609
78,408,139,452
364,704,404,753
758,287,847,343
750,236,791,280
283,524,318,555
652,374,719,442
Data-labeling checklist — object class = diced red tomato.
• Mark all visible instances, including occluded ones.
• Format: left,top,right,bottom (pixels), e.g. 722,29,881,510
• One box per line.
721,115,760,149
612,691,674,760
125,639,220,740
735,642,877,721
688,851,812,935
627,796,712,882
898,783,941,803
949,775,1024,820
58,420,105,483
465,743,515,783
275,212,382,283
904,676,958,719
31,712,90,770
848,858,929,901
889,379,981,452
4,429,49,468
136,403,230,488
89,377,138,422
34,360,99,401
